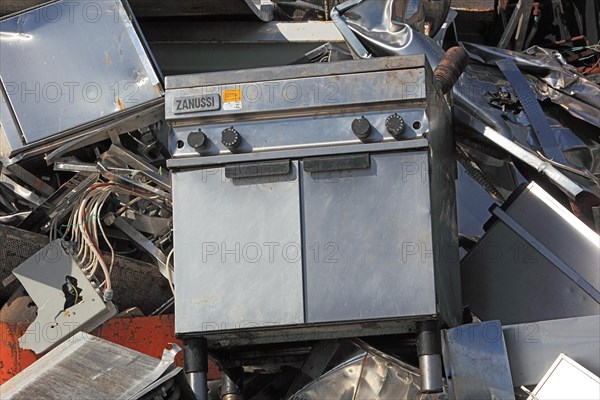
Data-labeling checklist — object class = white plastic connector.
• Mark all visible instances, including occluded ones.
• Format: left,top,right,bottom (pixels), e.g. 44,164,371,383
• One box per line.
103,288,114,302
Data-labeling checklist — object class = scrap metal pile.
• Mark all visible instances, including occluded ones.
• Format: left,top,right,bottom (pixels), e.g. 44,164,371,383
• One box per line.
0,0,599,399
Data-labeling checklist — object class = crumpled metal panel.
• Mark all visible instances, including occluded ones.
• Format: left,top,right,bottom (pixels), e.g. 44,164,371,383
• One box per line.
290,355,364,399
331,2,599,202
337,0,445,61
342,0,451,39
286,339,445,399
462,43,600,129
456,63,600,183
451,64,600,197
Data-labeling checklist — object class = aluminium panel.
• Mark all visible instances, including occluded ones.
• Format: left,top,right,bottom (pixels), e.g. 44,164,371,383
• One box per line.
302,152,437,322
503,315,600,387
442,321,515,399
0,0,162,153
461,182,600,325
527,353,600,400
168,109,430,160
165,68,426,122
173,162,304,334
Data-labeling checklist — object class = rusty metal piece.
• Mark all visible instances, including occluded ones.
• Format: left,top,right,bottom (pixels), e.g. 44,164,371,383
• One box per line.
570,192,600,233
0,225,49,304
0,288,36,324
451,0,495,12
434,46,469,94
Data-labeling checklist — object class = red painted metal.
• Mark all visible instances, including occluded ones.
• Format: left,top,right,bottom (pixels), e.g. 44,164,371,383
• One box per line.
0,314,220,384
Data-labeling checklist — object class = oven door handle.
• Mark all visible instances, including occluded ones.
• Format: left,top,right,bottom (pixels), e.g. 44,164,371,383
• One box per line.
225,159,291,179
303,153,370,173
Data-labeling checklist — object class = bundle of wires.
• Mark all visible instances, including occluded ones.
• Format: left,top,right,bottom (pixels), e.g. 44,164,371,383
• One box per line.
50,180,172,301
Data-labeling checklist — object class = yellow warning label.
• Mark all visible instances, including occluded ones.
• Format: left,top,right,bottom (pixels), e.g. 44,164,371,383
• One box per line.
222,88,242,103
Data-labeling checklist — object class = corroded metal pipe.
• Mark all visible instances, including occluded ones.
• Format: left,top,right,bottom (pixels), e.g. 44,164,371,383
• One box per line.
434,46,469,94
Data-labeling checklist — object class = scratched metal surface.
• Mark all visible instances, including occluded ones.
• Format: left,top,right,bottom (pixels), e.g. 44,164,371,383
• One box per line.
0,333,162,399
0,0,162,146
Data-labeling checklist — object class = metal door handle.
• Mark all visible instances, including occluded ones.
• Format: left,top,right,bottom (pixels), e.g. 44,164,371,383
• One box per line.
225,160,291,178
303,153,370,173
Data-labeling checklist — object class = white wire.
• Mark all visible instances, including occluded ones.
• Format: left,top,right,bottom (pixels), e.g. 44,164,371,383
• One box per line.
82,192,111,290
51,180,171,297
165,247,175,294
49,219,56,241
116,196,143,215
96,190,115,287
78,192,97,273
79,191,102,278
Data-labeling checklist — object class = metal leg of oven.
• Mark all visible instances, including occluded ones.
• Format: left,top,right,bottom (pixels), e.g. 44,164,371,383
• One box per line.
417,320,443,393
184,337,209,400
221,366,244,400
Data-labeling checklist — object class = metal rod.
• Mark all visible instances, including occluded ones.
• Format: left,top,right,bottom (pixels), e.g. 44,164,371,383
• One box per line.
417,320,443,393
184,337,209,400
221,367,244,400
497,0,534,49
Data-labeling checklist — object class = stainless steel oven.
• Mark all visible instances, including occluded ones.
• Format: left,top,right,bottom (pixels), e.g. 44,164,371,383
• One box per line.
166,55,461,346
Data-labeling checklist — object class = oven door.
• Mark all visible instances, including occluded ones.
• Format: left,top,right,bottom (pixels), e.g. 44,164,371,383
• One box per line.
301,151,437,323
173,159,304,334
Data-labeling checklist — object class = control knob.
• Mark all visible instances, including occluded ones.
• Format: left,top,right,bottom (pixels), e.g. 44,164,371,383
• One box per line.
352,116,372,140
187,129,207,149
385,113,406,140
221,127,241,149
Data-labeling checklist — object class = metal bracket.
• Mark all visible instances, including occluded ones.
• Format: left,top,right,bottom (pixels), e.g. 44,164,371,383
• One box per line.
495,58,567,165
12,239,117,354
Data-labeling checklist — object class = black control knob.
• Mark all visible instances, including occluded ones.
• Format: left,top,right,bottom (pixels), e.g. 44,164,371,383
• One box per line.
385,113,406,139
352,116,372,140
221,127,241,149
187,129,207,149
